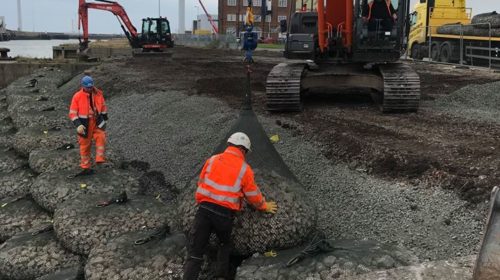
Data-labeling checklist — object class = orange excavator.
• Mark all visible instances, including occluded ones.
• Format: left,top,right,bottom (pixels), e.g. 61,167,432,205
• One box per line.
78,0,174,53
266,0,420,112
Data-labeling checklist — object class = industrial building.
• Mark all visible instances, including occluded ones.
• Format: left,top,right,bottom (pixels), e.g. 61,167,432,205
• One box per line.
218,0,292,39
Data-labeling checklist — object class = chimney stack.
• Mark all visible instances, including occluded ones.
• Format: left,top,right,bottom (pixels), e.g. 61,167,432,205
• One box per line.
179,0,185,33
17,0,22,31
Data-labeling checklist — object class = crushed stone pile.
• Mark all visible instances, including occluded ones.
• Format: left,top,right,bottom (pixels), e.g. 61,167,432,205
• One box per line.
0,196,51,242
31,168,140,212
0,227,83,280
36,266,84,280
0,168,34,199
53,193,173,255
85,230,188,280
13,127,74,157
432,81,500,124
236,239,418,280
178,170,316,255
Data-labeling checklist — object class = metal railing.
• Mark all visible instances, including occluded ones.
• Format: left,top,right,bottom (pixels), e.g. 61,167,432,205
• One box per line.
409,23,500,69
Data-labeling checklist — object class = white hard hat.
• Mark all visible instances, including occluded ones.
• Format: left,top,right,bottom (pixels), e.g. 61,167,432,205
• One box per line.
227,132,251,151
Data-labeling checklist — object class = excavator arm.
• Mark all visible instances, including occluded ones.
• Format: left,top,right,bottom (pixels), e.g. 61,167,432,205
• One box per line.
78,0,138,51
197,0,218,34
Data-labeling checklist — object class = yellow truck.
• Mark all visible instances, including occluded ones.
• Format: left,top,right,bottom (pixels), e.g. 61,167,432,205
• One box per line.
409,0,500,65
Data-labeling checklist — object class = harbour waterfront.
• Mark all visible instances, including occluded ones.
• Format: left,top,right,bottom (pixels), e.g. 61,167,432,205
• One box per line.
0,39,78,59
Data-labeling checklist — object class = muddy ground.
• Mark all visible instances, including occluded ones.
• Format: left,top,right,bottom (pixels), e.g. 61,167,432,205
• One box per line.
103,47,500,204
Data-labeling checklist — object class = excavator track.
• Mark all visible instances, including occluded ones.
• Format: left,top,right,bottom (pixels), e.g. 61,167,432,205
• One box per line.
266,63,305,112
378,63,421,112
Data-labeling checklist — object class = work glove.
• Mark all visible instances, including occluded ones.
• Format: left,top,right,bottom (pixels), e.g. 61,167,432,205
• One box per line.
264,201,278,214
76,125,86,135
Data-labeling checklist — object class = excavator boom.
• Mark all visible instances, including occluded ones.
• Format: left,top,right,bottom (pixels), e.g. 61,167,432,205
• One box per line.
79,0,138,50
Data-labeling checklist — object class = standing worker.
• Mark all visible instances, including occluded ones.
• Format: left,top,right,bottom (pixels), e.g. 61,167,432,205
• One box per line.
362,0,398,31
68,75,108,175
183,132,278,280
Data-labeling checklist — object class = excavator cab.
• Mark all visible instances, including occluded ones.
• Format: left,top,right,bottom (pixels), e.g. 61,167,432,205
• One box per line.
139,18,174,51
353,0,409,62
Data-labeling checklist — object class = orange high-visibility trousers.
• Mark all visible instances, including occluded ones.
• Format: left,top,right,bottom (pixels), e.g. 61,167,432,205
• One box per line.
77,117,106,169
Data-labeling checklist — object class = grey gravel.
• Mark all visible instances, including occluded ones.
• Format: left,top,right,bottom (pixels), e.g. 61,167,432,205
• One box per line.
236,239,418,279
0,228,83,280
13,127,75,157
53,193,173,255
106,91,236,191
85,231,187,280
105,82,485,262
0,196,51,242
342,255,475,280
0,169,35,199
28,146,123,174
256,114,485,261
178,170,316,255
36,266,84,280
31,168,140,212
0,147,27,173
430,81,500,124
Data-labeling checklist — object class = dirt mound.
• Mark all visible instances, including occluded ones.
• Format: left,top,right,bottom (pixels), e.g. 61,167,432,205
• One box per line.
31,168,140,212
53,193,173,255
0,169,35,199
0,227,83,280
0,196,51,242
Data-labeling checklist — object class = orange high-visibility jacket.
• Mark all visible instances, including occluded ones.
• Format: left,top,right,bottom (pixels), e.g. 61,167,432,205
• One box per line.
196,146,267,211
367,0,393,20
68,87,108,130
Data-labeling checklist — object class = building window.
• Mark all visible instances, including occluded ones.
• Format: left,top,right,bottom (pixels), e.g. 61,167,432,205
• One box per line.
227,0,236,6
254,15,262,22
227,14,237,22
243,1,261,6
266,15,271,22
278,15,287,22
278,0,287,7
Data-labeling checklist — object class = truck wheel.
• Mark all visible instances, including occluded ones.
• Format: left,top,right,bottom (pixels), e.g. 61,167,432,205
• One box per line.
431,42,440,62
411,44,422,60
440,42,452,63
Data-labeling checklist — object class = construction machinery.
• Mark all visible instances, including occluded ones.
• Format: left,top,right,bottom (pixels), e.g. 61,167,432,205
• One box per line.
266,0,420,112
409,0,500,65
78,0,174,54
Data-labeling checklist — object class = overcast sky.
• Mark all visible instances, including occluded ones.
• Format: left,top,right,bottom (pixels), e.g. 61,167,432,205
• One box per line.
1,0,498,33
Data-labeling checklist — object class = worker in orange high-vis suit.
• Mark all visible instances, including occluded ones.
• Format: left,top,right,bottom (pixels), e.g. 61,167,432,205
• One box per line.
68,75,108,175
183,132,278,280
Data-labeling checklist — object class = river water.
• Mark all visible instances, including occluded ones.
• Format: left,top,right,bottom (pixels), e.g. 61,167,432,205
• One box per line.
0,40,79,59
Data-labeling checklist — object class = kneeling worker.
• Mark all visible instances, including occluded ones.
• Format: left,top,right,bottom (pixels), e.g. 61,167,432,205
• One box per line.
68,75,108,175
183,132,278,280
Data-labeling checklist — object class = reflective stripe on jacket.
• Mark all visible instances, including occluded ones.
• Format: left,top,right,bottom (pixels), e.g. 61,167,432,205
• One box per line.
367,0,393,20
68,87,108,130
195,146,266,211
